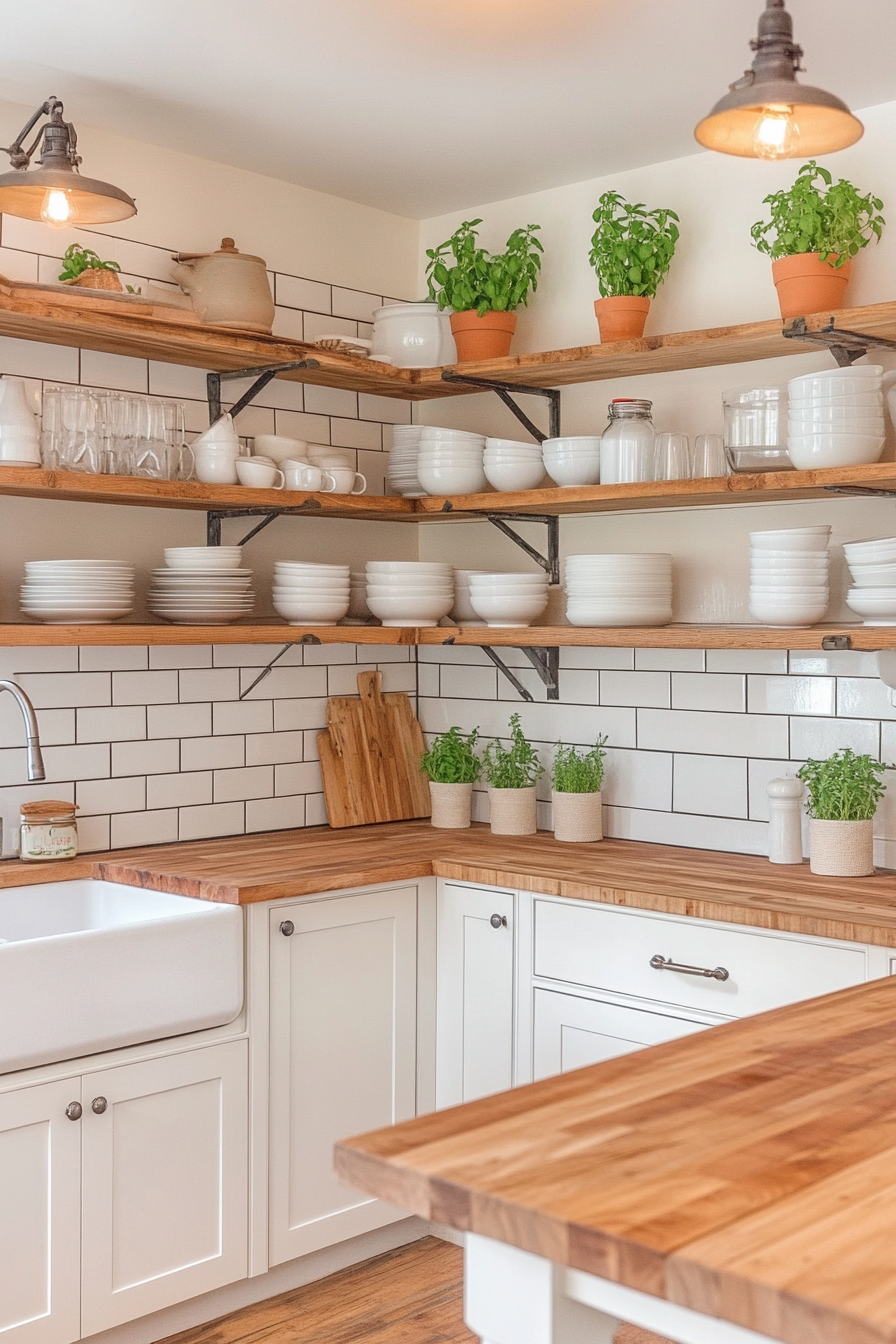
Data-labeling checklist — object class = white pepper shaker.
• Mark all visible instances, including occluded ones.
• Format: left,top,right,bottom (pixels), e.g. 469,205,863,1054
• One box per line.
767,778,805,864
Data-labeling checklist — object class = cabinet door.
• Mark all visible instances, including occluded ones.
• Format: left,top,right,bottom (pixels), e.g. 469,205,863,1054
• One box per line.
436,883,515,1109
533,988,712,1081
0,1080,80,1344
79,1040,248,1336
268,887,417,1265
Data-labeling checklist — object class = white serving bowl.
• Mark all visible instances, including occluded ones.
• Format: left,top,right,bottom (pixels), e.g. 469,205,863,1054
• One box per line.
848,563,896,586
845,592,896,619
468,591,548,627
788,367,883,395
749,597,829,625
788,405,884,423
565,603,672,628
483,463,546,491
543,435,602,452
749,528,831,551
485,437,542,452
272,595,350,624
471,572,548,586
544,460,601,488
165,548,243,569
366,586,453,600
365,592,454,626
786,433,885,471
843,537,896,564
274,575,351,589
417,464,488,494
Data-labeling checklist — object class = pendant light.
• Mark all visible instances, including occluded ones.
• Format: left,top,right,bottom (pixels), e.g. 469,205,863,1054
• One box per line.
0,97,136,227
694,0,863,160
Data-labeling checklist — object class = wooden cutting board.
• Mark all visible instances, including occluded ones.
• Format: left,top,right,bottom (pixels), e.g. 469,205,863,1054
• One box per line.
318,670,431,827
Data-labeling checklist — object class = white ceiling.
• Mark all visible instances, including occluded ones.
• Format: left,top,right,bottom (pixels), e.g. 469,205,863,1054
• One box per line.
0,0,894,219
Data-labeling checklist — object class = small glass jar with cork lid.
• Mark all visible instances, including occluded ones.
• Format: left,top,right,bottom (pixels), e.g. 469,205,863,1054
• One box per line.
19,800,79,862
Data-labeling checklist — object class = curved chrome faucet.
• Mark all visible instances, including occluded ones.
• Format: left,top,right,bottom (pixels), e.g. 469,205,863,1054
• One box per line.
0,680,45,781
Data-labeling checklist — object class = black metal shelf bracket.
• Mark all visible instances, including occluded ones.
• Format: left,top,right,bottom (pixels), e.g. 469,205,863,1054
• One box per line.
484,513,559,584
783,317,896,368
440,371,560,442
206,502,326,547
207,361,321,426
823,485,896,499
442,636,559,702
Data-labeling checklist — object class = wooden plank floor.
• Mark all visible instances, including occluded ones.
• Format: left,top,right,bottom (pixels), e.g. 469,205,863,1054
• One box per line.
152,1237,669,1344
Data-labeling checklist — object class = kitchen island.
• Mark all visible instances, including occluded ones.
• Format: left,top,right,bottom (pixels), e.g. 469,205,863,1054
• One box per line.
335,972,896,1344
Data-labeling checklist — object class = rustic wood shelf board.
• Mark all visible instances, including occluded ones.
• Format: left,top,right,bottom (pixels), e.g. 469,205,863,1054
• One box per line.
422,623,889,651
0,623,414,647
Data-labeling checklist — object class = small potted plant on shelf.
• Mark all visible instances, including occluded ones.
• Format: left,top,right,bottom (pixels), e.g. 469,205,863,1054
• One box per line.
797,747,891,877
421,726,481,829
483,712,544,836
425,218,543,362
750,161,885,320
58,243,124,292
588,191,680,343
551,737,607,843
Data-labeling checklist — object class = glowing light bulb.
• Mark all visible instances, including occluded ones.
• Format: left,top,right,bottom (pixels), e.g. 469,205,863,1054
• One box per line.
751,107,799,160
40,189,74,226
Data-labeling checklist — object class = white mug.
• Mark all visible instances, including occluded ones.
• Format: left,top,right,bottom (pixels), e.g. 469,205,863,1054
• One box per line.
282,459,337,492
327,468,367,495
194,450,239,485
235,458,284,489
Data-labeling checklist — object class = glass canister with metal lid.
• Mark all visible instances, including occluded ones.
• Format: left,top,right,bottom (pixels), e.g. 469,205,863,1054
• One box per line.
600,398,656,484
19,800,79,861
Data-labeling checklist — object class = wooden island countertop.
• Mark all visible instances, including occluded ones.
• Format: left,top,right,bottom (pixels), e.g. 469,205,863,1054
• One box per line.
4,819,896,946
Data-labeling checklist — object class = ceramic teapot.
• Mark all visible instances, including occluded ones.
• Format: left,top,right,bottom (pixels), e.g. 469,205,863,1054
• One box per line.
170,238,275,332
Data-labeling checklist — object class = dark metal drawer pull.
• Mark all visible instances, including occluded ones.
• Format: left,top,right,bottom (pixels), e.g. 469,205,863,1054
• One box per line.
650,954,729,982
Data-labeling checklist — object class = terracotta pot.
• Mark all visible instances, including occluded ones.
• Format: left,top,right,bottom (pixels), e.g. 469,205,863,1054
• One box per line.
771,253,851,320
429,781,473,829
809,818,874,877
71,268,123,292
449,310,517,362
552,790,603,843
593,296,651,343
488,786,537,836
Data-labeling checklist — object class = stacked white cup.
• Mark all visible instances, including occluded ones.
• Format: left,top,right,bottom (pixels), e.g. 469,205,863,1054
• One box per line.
749,526,831,626
563,554,673,627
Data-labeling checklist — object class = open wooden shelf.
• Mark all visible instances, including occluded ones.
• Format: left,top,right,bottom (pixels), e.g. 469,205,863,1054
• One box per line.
3,271,894,401
0,621,891,651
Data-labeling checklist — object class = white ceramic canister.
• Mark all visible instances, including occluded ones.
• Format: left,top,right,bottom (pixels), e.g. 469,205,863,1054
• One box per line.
171,238,275,332
19,800,79,861
371,303,456,368
767,778,804,864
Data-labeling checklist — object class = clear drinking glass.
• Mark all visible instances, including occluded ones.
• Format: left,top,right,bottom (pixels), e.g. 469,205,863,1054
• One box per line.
654,432,690,481
691,434,728,479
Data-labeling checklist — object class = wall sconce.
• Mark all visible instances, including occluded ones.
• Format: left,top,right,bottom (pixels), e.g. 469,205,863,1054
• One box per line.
0,96,136,227
695,0,863,161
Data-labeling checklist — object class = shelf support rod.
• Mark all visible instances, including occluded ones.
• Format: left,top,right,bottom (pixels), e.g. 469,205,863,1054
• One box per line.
478,646,535,702
823,485,896,498
782,318,896,368
485,513,559,584
474,644,560,702
204,502,325,547
440,371,560,442
206,360,321,426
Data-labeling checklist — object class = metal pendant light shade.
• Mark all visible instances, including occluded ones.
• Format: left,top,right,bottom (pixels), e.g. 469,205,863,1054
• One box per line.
695,0,863,160
0,98,136,226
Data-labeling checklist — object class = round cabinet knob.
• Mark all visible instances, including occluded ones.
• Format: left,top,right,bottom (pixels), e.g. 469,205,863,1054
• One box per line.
280,920,295,937
91,1097,108,1115
65,1102,82,1121
490,913,507,929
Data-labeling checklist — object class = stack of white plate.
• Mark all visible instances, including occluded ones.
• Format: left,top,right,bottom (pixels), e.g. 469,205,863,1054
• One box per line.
749,527,831,627
468,572,549,628
542,436,601,487
787,366,886,470
483,438,545,491
346,571,372,620
365,561,454,627
416,427,488,496
21,560,135,624
149,546,254,625
563,554,673,627
387,426,425,497
272,562,350,625
450,570,488,625
844,535,896,625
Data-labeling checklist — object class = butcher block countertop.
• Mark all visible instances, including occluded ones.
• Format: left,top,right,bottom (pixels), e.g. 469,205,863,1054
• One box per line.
335,974,896,1344
3,820,896,945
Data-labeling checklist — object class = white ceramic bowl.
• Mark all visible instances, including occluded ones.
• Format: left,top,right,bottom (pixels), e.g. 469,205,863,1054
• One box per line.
786,434,885,471
165,549,243,570
483,463,546,491
749,529,831,551
788,368,883,395
543,436,602,452
749,597,829,625
848,563,896,586
544,460,601,488
565,603,672,628
253,435,307,463
468,591,548,627
272,595,350,623
365,592,454,625
485,437,542,452
845,590,896,618
417,464,488,494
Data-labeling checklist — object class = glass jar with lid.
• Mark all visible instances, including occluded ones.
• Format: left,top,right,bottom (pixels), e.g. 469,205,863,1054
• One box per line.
600,398,656,484
19,800,79,862
722,386,790,473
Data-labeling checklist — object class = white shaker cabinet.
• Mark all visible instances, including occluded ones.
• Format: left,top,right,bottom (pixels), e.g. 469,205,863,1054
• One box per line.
436,882,515,1109
267,886,418,1265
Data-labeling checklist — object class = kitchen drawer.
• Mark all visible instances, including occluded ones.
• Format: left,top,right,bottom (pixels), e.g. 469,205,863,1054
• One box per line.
533,987,710,1081
533,898,868,1018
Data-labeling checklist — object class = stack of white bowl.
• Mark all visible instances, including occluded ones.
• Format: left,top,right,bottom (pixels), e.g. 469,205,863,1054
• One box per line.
149,546,254,625
787,366,886,470
365,561,454,627
483,438,546,491
563,554,673,627
346,571,372,620
749,527,831,627
451,571,487,624
416,427,487,496
467,572,549,628
387,426,425,497
21,560,135,624
191,415,242,485
272,562,350,626
542,436,601,487
844,535,896,625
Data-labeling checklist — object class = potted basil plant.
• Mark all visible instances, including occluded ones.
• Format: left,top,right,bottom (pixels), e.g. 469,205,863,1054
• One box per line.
421,726,480,829
551,737,607,843
425,219,543,362
589,191,679,342
797,748,890,877
751,161,885,319
482,713,544,836
58,243,124,292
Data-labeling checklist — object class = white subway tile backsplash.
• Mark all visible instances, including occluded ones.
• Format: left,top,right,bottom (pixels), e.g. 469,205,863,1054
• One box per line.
77,705,145,743
179,667,241,702
0,646,78,675
42,743,110,782
790,716,880,761
605,805,768,856
673,754,747,820
240,665,327,700
180,734,244,771
148,361,210,401
213,643,303,667
359,393,412,425
275,761,322,795
0,246,38,282
331,418,382,452
78,646,148,672
788,650,882,677
78,775,145,816
246,731,303,766
214,765,273,802
305,792,329,826
601,670,669,709
0,334,79,381
637,708,788,759
149,645,214,669
271,306,306,341
304,384,358,418
246,794,305,832
274,697,328,731
332,287,381,323
303,730,320,761
438,663,497,701
213,700,273,735
635,649,705,672
748,675,835,716
20,672,110,709
601,748,672,812
78,814,111,854
112,808,178,849
559,647,634,671
303,312,355,343
147,771,212,810
421,696,637,750
178,801,245,842
671,673,745,713
836,677,896,721
112,738,180,777
273,409,331,443
148,702,212,739
0,699,72,748
79,350,148,394
275,274,330,312
705,649,787,674
112,670,179,706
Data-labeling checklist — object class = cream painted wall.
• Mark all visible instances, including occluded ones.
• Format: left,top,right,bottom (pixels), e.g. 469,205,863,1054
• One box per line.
0,97,419,297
